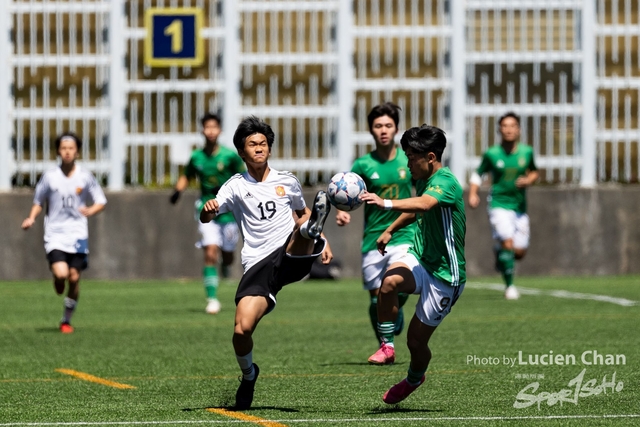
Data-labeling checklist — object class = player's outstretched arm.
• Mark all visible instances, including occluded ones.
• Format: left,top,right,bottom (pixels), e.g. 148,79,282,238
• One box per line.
21,204,43,230
360,191,438,213
199,199,219,223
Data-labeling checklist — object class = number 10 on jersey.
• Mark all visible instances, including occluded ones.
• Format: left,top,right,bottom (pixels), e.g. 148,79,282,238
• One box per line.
144,8,204,67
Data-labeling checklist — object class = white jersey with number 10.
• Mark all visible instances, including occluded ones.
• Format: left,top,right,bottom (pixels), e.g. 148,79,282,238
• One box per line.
33,165,107,254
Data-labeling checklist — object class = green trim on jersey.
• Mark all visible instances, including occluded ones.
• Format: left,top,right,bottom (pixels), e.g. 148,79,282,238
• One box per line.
476,143,537,213
409,167,466,286
352,149,416,253
185,146,245,224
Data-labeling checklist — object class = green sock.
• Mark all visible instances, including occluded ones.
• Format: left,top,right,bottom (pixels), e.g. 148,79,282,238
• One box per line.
407,365,426,385
377,321,395,346
368,296,380,342
203,266,219,299
394,293,409,335
498,249,515,286
398,292,409,307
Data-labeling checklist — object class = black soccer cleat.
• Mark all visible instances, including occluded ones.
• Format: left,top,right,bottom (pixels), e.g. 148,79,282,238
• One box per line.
308,191,331,239
234,363,259,411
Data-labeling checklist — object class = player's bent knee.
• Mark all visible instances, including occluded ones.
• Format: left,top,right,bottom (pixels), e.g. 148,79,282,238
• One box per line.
514,249,527,260
233,323,255,338
379,277,399,295
380,265,414,295
53,272,68,281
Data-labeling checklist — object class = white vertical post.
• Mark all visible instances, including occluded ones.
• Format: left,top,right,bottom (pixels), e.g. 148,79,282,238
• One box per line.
108,0,126,190
0,6,13,191
223,0,240,144
337,0,354,173
580,0,596,187
450,0,467,185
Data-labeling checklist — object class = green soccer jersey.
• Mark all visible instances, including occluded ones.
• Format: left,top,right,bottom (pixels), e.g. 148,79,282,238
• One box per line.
184,146,245,224
409,167,466,286
476,143,537,213
352,148,416,253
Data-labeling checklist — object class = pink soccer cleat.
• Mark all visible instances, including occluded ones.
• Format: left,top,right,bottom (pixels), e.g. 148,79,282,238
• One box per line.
368,343,395,365
59,322,74,334
382,376,425,404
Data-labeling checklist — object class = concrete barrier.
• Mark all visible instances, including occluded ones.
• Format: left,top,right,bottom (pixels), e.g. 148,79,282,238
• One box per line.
2,186,639,281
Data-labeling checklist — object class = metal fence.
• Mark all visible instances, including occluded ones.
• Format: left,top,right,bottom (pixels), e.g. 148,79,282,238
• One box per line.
1,0,638,191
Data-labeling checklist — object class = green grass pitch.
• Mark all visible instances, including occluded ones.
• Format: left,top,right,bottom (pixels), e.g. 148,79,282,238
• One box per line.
1,276,639,426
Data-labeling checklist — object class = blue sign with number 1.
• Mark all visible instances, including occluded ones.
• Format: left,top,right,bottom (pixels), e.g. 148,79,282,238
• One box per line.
145,8,204,67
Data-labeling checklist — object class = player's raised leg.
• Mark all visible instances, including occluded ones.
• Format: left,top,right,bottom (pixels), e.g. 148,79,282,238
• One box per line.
300,190,331,240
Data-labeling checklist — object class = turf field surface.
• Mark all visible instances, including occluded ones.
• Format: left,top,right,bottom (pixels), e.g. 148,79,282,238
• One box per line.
1,276,639,426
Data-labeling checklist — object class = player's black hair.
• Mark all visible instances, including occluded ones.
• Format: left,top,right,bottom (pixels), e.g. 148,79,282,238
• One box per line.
232,116,275,152
367,102,401,132
201,112,221,128
400,124,447,162
54,132,82,152
498,111,520,126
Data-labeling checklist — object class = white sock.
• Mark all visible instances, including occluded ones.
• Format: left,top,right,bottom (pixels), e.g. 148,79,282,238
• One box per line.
62,297,77,324
299,220,311,239
236,351,255,380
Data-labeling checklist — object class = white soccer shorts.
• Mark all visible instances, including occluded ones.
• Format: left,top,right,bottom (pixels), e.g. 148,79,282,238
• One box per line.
361,244,411,291
197,221,240,252
395,252,465,327
488,207,530,250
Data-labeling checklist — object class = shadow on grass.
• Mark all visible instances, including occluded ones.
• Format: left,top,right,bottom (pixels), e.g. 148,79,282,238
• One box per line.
319,361,408,367
182,406,299,413
35,327,62,333
369,406,442,414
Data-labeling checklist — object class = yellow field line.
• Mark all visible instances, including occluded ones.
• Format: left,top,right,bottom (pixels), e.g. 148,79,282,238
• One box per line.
55,369,136,389
207,408,288,426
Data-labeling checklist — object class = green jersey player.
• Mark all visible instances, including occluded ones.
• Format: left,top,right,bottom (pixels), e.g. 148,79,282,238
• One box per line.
468,112,539,300
360,124,466,404
335,102,416,363
170,113,245,314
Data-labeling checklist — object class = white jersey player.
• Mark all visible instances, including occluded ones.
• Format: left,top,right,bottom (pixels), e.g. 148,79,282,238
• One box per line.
199,116,333,410
22,132,107,334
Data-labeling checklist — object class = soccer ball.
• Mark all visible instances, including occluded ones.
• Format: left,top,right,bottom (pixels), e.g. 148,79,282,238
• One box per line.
327,172,367,211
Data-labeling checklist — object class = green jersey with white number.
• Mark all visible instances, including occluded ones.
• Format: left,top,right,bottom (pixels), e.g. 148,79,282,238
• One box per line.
351,148,416,253
409,167,466,286
476,143,537,213
184,146,245,224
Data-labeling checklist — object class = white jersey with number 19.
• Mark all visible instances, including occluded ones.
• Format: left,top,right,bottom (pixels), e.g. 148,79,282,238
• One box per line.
33,165,107,254
214,168,306,272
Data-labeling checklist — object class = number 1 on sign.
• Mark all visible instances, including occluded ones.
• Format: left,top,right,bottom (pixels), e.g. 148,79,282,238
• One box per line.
164,19,183,53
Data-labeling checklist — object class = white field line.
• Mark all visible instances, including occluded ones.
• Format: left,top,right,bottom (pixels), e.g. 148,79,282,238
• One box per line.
1,414,640,425
468,282,638,307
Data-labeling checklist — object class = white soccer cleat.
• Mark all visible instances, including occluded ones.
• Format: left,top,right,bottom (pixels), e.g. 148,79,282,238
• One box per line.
206,298,221,314
505,286,520,300
307,191,331,239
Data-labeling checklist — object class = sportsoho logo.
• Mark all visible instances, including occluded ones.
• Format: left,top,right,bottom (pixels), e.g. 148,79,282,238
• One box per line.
465,350,626,409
